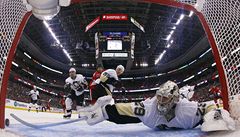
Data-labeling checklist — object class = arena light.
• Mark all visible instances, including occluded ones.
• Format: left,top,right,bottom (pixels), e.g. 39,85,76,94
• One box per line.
189,11,194,17
121,77,134,80
212,62,216,67
176,14,185,25
183,75,195,82
24,52,32,59
172,26,176,30
188,59,197,66
176,19,181,25
22,68,33,76
179,14,184,20
63,48,73,62
166,31,174,41
27,71,33,76
166,44,171,48
178,64,188,70
44,21,72,62
40,78,47,83
155,50,166,65
170,40,174,44
167,69,178,74
41,64,63,74
140,63,148,67
130,17,145,32
150,87,159,90
197,80,207,86
166,34,172,41
199,48,211,58
130,89,150,92
197,68,208,75
43,21,60,44
12,61,18,67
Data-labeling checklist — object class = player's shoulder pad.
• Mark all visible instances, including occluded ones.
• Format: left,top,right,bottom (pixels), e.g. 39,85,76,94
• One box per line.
76,74,84,78
76,74,85,80
65,77,71,83
104,69,117,76
103,69,114,73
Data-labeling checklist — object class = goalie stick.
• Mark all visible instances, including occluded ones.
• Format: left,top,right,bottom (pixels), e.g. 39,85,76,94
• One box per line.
10,113,87,129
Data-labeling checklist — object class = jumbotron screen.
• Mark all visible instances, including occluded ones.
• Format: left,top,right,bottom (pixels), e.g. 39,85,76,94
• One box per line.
107,40,122,50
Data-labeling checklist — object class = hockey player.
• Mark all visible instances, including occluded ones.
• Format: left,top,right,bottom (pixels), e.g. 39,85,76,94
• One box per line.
90,65,125,103
80,81,235,132
89,65,104,104
46,98,52,112
63,68,88,118
59,95,66,113
28,86,40,112
209,84,222,108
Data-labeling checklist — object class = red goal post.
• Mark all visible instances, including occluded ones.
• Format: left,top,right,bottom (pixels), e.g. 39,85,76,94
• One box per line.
0,0,239,129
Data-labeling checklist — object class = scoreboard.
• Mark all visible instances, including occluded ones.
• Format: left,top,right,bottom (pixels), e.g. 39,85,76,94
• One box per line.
95,32,135,59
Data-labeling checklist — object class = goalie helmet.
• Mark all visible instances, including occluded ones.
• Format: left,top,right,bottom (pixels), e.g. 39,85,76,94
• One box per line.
156,81,180,115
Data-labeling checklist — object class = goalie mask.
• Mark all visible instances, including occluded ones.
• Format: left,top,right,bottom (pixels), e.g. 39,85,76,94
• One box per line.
156,81,180,115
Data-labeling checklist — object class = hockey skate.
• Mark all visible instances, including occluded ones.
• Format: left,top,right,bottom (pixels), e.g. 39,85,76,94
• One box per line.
63,109,72,119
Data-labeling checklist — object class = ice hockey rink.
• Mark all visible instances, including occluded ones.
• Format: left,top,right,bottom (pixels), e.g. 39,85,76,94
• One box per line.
0,0,240,137
0,108,239,137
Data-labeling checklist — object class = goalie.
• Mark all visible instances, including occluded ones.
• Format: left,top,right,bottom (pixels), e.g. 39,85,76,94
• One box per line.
80,81,235,132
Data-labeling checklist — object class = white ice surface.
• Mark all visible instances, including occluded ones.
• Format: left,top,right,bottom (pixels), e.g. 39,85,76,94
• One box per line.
2,108,240,137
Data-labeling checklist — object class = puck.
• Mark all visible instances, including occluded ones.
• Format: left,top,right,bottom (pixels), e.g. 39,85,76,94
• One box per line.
5,118,10,127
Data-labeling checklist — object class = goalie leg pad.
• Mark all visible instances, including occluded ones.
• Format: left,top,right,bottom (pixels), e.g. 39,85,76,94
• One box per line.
201,109,235,132
79,95,113,112
86,107,108,126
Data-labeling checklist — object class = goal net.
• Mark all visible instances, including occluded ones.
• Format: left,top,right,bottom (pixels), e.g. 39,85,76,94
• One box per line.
0,0,239,128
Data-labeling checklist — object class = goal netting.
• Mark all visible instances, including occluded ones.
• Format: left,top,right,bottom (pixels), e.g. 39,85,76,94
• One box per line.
0,0,239,128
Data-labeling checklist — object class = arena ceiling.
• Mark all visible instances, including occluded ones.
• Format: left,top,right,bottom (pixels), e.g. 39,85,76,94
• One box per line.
21,0,208,73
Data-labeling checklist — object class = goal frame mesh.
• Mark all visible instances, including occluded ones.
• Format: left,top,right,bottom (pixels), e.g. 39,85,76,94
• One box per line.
0,0,239,128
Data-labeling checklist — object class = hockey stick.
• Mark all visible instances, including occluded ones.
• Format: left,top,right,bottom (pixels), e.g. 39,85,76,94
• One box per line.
10,113,87,129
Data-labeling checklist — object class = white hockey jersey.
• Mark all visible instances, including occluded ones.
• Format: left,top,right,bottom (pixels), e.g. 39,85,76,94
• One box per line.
94,69,119,92
136,97,202,129
29,90,39,101
179,85,195,99
65,74,87,96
